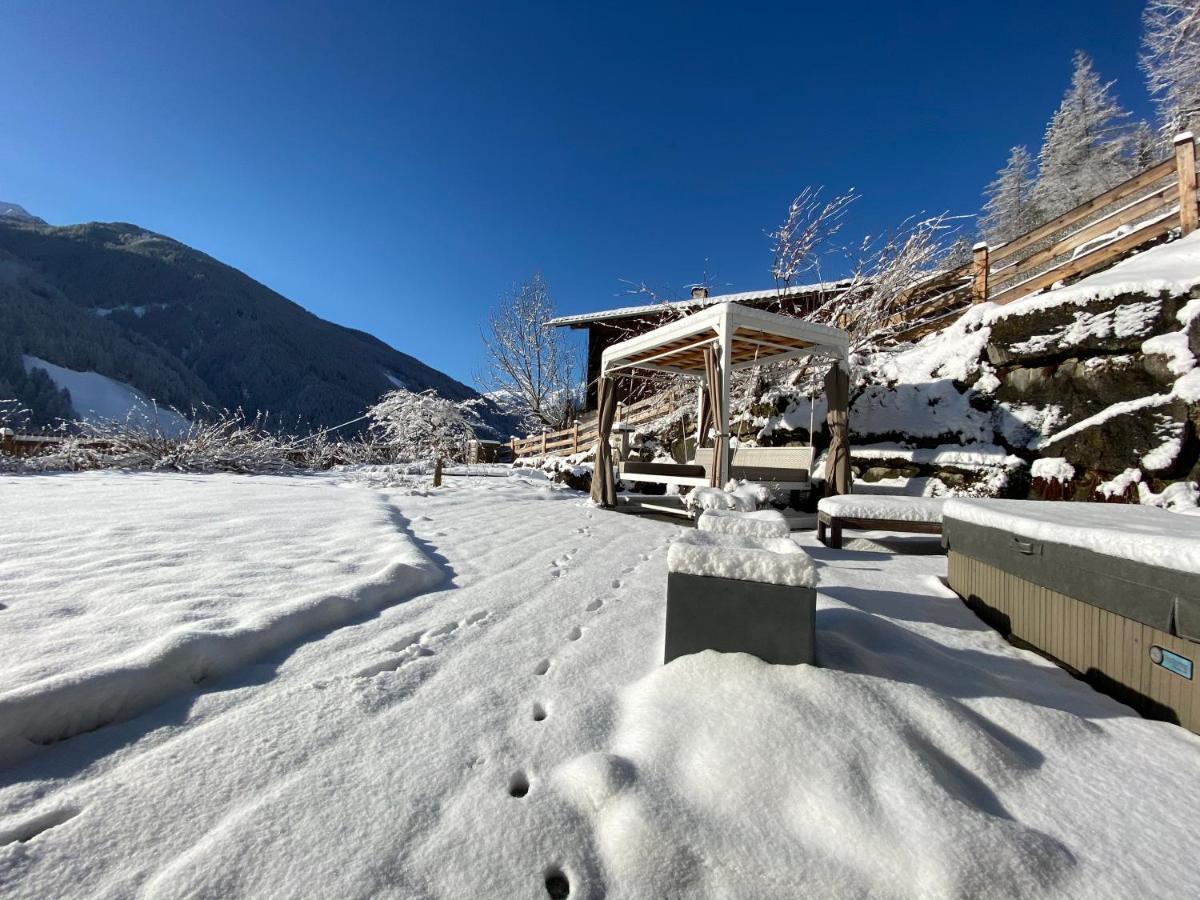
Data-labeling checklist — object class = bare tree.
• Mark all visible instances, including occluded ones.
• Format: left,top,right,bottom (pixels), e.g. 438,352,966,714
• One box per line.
812,211,963,349
1141,0,1200,139
768,187,858,291
366,388,475,483
479,273,580,431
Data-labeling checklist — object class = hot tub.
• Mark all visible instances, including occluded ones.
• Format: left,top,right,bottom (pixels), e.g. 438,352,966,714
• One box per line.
943,499,1200,732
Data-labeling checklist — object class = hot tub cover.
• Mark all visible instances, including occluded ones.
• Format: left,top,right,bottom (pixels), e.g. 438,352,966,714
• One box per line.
943,499,1200,574
943,499,1200,641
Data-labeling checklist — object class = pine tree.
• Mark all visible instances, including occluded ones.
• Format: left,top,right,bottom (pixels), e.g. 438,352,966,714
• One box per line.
1141,0,1200,139
1032,51,1133,219
980,146,1039,244
1130,120,1164,171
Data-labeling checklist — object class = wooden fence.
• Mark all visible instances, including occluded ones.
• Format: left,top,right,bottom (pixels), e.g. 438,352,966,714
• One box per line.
0,429,79,458
887,131,1198,341
508,388,686,459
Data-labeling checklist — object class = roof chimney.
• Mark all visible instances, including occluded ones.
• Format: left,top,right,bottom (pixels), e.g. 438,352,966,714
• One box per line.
691,285,709,300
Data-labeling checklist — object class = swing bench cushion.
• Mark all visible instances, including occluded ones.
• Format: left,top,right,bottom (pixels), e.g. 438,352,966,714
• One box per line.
621,461,708,480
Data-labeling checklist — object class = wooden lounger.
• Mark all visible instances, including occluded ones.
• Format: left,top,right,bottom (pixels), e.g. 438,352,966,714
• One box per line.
816,496,945,549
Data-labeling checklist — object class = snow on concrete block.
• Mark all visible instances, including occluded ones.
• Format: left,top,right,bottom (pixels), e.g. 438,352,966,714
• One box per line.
697,508,791,539
667,530,816,588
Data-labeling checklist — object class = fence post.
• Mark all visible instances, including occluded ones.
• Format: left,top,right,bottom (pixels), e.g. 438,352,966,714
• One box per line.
541,429,547,456
509,436,517,460
971,242,989,303
1175,132,1198,236
572,421,579,454
0,428,13,457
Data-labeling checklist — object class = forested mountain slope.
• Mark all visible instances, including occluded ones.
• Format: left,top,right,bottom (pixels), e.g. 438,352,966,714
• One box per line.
0,215,504,433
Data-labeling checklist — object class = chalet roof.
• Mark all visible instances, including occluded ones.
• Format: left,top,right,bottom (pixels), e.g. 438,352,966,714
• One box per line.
546,280,850,328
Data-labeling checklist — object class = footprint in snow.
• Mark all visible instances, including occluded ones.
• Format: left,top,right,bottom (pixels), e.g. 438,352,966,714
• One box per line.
0,807,81,847
566,626,582,641
533,659,551,676
355,611,490,678
508,771,531,798
585,598,603,612
610,579,622,590
544,868,571,899
532,702,548,722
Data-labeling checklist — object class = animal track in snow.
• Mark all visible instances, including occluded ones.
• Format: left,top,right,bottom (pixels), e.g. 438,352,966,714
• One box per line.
548,548,580,578
585,598,603,612
532,702,548,722
544,868,571,899
0,806,81,846
533,659,551,676
355,611,490,677
566,626,582,642
610,579,622,590
508,771,531,798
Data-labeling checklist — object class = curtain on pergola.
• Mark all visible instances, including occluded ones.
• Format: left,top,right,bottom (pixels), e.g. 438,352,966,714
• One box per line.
590,375,618,507
703,344,726,488
823,363,851,496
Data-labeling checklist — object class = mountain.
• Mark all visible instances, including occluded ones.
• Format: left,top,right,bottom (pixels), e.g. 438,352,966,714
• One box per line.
0,202,46,225
0,216,517,437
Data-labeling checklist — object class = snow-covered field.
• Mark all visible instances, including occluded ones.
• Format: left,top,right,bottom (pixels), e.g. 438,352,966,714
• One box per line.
21,355,190,436
2,471,1199,898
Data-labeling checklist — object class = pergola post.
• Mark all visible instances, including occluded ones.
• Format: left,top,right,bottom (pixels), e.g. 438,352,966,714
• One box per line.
717,310,732,486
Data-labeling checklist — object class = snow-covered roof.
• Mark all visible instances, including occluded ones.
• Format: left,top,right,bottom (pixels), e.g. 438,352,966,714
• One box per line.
546,280,850,328
600,302,849,378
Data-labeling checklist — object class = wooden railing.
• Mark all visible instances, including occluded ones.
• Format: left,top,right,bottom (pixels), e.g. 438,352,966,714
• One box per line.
510,134,1199,459
888,132,1197,341
508,388,685,459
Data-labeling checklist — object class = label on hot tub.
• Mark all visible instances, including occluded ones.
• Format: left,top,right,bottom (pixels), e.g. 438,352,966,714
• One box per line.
1149,645,1193,680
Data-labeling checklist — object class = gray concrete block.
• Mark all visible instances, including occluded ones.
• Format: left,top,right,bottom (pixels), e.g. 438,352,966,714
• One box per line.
664,571,816,665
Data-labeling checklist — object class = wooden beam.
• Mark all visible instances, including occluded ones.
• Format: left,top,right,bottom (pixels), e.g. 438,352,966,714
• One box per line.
1176,132,1198,236
971,243,989,304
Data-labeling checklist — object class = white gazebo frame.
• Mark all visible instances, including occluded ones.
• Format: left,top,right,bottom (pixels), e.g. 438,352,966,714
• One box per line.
598,302,850,487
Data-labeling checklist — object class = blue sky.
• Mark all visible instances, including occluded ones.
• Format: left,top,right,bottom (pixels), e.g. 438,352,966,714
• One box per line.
3,1,1153,387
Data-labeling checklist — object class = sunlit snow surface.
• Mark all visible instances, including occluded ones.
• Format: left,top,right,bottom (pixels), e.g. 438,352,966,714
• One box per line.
1,470,1198,898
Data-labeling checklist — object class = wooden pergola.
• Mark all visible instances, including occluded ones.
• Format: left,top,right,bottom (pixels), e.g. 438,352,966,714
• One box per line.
590,302,851,506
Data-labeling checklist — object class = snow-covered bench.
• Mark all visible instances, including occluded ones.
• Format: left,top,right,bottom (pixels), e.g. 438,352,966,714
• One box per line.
816,495,945,549
665,529,817,665
618,446,813,493
693,446,813,492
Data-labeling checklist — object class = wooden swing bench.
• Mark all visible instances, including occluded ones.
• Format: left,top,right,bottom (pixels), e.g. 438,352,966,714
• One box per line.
618,446,814,494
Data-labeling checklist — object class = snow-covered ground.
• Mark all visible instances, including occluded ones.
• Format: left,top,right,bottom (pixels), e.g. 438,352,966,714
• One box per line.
2,471,1199,898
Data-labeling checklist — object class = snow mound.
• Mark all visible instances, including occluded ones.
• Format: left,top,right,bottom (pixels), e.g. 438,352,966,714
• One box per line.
0,472,442,766
943,498,1200,573
697,508,791,539
559,653,1076,898
668,530,817,587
